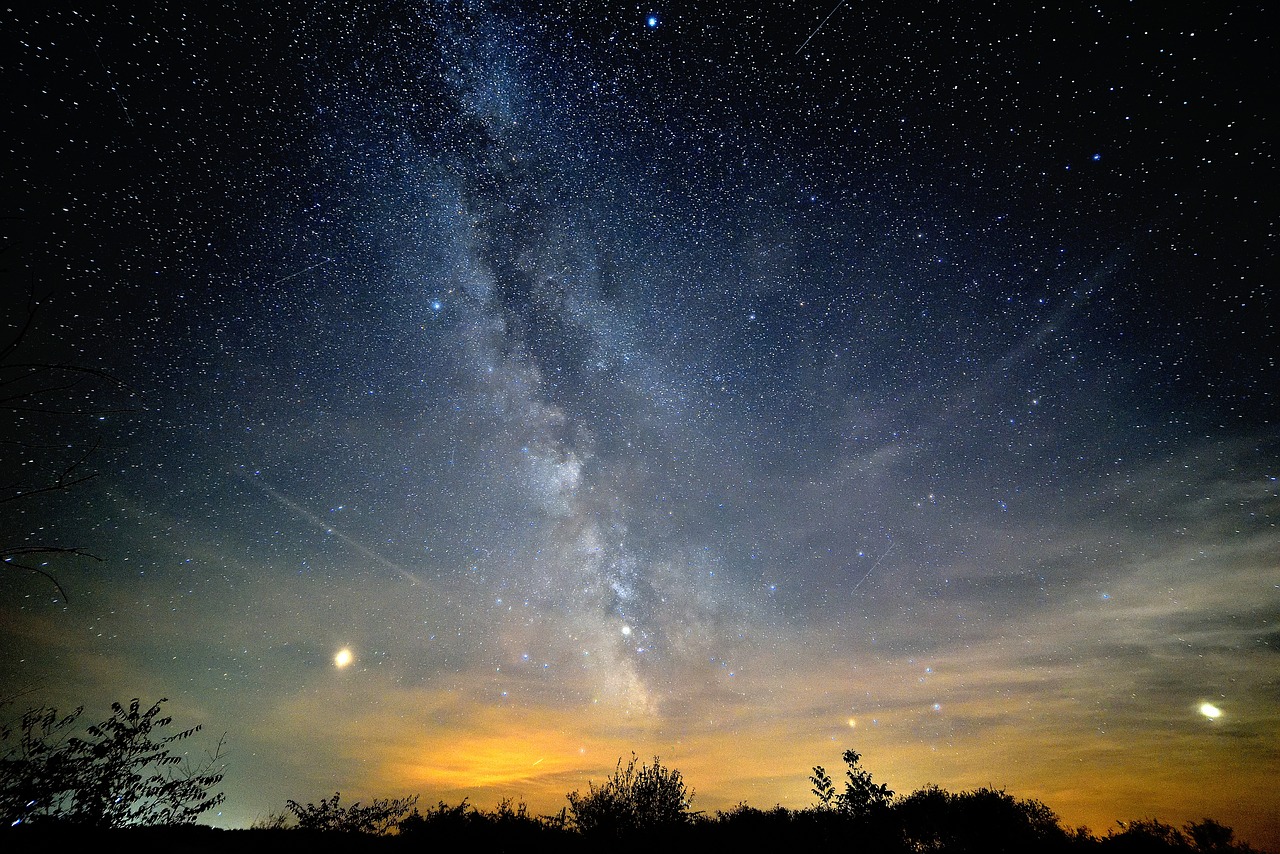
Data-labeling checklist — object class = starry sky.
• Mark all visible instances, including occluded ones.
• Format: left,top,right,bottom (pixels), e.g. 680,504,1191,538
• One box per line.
2,1,1277,846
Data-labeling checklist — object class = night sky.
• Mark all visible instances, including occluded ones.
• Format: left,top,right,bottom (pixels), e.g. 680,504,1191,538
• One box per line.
2,1,1276,846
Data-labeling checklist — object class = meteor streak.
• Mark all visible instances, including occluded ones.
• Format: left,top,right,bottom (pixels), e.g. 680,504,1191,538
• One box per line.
795,1,848,55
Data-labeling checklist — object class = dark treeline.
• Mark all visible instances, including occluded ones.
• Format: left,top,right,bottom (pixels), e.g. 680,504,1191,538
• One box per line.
2,726,1265,853
0,701,1264,852
225,751,1258,853
0,798,1263,854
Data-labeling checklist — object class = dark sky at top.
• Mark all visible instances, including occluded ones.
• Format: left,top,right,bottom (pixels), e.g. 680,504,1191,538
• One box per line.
2,1,1276,845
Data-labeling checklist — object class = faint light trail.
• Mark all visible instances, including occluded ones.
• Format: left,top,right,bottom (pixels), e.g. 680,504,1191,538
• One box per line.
850,541,894,595
265,257,334,287
245,472,423,586
795,1,848,55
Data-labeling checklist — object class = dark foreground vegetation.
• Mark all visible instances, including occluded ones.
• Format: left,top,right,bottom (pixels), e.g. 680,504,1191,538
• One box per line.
2,700,1266,853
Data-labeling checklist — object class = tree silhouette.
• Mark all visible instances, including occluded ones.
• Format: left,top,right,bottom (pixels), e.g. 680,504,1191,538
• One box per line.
1101,817,1262,853
0,698,224,827
1185,818,1252,853
894,784,1072,853
566,754,696,837
835,749,893,818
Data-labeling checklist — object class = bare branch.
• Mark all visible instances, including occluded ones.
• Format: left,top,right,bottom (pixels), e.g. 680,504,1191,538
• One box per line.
0,287,39,364
2,548,102,601
1,282,134,604
2,361,135,393
0,438,103,505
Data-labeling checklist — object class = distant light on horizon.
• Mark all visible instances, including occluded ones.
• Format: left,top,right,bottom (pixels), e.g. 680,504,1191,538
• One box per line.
1200,702,1222,719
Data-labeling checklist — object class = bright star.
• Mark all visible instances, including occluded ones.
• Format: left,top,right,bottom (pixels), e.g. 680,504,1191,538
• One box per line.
1199,702,1222,719
646,15,659,29
334,647,353,668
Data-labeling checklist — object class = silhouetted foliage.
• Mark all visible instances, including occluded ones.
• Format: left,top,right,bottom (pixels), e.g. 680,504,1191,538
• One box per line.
835,748,894,819
566,754,696,837
0,698,224,827
396,798,474,837
700,802,818,849
395,797,573,850
809,764,835,808
6,739,1257,852
893,784,1072,853
248,809,291,830
1184,818,1257,853
1099,817,1261,853
285,791,418,834
892,783,952,849
1105,818,1196,852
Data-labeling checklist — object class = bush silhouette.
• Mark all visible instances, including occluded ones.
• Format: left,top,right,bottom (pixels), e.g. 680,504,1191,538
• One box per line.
566,754,695,837
395,797,572,849
1100,817,1261,853
285,791,418,834
1185,818,1257,853
832,749,893,818
0,698,224,827
396,798,475,839
893,784,1071,853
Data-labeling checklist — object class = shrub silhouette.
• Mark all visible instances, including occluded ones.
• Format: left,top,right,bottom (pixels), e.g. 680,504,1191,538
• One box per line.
396,798,475,838
1104,818,1194,852
1100,817,1261,853
705,802,810,849
1184,818,1258,853
285,791,418,833
566,753,695,837
0,698,224,827
893,784,1071,853
395,797,572,848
